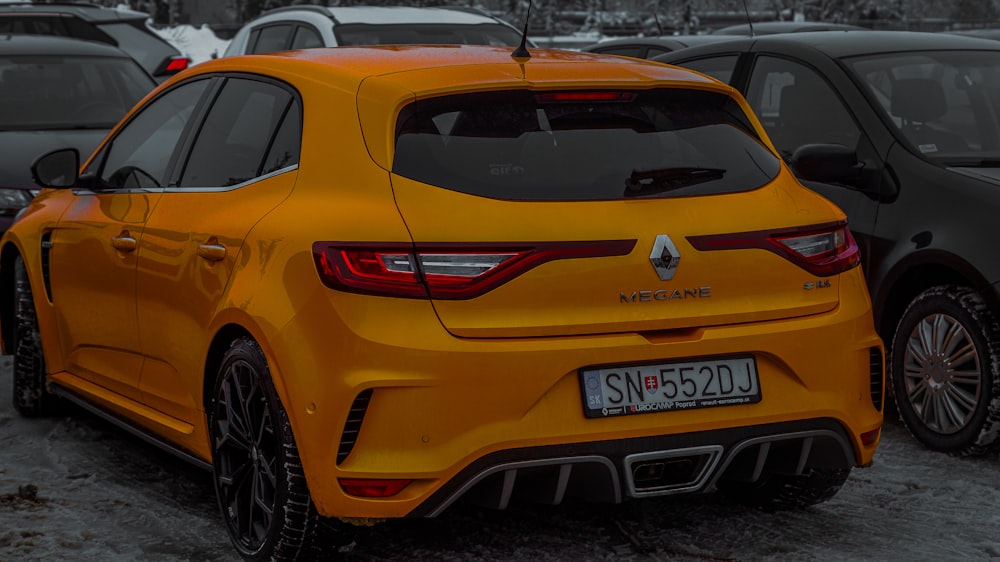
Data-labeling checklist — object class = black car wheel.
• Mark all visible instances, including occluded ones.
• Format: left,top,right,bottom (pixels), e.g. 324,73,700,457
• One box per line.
12,255,58,417
890,285,1000,455
210,337,341,561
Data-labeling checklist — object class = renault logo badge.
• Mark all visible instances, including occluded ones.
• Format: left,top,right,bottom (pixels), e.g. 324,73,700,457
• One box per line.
649,234,680,281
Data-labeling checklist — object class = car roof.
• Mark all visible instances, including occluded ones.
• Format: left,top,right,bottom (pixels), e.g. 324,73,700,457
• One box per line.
252,5,505,25
0,2,149,23
0,32,132,56
711,21,867,35
654,30,1000,62
201,45,722,89
584,35,736,50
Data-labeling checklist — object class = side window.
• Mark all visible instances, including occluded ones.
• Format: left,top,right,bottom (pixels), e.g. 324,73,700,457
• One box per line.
745,56,860,161
251,24,293,54
595,46,643,58
94,79,210,189
262,100,302,174
179,78,294,187
678,55,739,84
291,25,324,49
646,47,669,58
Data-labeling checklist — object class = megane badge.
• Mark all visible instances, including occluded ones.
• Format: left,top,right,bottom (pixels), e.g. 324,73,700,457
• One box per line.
649,234,680,281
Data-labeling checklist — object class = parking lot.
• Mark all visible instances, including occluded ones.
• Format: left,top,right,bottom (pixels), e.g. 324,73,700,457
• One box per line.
2,351,998,561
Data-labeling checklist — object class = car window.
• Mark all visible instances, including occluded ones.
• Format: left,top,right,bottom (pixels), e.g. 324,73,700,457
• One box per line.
291,25,324,50
0,14,114,44
676,55,739,85
744,56,860,161
0,54,154,131
96,21,178,74
594,46,644,58
251,24,293,54
93,79,210,189
334,23,522,47
393,88,780,201
646,46,669,58
262,100,302,175
179,78,295,187
847,51,1000,161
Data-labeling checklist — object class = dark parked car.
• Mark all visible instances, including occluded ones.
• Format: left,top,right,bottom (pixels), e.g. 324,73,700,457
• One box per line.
0,34,157,232
0,2,190,82
655,31,1000,456
580,34,735,59
711,21,867,35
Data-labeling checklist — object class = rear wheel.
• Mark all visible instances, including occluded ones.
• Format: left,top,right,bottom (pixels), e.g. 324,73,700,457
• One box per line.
717,467,851,510
209,337,347,561
12,255,58,417
890,285,1000,456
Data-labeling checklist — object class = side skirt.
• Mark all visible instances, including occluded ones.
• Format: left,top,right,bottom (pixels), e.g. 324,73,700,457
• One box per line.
50,383,212,472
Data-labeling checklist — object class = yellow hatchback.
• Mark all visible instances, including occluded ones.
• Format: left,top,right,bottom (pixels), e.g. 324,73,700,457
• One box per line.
3,44,883,559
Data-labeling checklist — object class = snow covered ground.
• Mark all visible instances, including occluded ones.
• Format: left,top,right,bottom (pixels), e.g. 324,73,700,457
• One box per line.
2,352,999,561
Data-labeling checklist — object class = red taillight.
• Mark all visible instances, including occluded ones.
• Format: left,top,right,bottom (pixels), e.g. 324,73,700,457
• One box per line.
165,56,190,73
313,240,636,300
687,221,860,277
338,478,412,498
536,91,636,103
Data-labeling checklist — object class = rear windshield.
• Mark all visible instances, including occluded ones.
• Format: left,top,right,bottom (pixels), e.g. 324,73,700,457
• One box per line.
335,23,522,47
392,89,781,201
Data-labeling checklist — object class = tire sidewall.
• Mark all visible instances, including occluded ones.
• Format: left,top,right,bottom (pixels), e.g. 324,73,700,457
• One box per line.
209,338,294,561
890,285,1000,454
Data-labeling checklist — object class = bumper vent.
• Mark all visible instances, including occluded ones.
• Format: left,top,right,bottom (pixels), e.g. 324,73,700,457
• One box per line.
337,389,373,465
869,347,884,412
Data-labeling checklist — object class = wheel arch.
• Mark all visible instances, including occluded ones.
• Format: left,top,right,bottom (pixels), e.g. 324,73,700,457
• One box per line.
202,323,256,413
874,251,995,345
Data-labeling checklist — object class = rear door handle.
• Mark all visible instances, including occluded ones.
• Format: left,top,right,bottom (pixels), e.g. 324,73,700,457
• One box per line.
198,239,227,262
111,231,137,253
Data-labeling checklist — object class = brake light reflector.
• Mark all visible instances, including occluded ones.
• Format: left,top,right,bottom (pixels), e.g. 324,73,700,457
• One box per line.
164,56,191,73
687,221,860,277
339,478,412,498
313,240,635,300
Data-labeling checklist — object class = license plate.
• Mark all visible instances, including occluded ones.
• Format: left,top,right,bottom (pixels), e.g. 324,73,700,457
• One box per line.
580,356,761,418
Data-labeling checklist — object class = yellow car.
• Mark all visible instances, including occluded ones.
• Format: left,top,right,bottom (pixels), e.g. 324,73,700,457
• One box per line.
4,43,883,559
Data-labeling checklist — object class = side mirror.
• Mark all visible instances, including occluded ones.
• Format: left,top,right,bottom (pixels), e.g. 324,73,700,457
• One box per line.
31,148,80,189
790,143,863,183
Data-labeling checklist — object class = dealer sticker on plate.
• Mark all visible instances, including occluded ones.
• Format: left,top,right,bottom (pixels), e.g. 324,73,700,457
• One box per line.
580,355,761,418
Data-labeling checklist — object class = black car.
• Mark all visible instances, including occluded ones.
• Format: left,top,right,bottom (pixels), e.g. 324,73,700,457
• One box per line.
656,31,1000,456
0,2,190,82
0,34,157,231
580,34,736,59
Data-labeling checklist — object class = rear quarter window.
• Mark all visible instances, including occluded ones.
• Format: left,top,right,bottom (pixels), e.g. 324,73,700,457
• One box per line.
392,89,781,201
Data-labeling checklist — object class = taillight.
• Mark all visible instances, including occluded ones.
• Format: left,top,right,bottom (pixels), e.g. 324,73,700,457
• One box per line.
313,240,636,300
164,56,190,73
687,221,860,277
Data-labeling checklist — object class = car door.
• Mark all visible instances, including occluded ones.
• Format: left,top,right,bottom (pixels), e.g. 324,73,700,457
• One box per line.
48,79,210,401
739,54,885,276
135,76,301,425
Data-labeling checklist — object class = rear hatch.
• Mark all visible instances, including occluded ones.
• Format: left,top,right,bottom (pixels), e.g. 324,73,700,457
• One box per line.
369,87,856,338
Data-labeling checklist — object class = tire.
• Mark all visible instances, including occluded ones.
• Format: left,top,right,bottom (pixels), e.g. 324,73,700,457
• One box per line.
209,337,349,561
889,285,1000,456
717,468,851,510
12,255,58,417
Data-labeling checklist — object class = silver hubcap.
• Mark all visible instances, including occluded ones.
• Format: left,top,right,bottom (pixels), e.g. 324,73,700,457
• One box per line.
902,313,982,435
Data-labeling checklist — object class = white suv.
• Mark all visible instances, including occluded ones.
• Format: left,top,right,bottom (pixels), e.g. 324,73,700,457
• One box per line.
222,5,525,56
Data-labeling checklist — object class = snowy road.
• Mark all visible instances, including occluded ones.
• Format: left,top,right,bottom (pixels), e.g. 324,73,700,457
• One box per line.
2,355,998,561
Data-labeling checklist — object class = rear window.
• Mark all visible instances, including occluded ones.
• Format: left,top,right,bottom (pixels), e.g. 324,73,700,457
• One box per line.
96,21,178,73
335,23,521,47
392,89,781,201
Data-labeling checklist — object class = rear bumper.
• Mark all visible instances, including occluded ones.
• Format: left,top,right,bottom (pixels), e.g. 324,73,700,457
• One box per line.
410,417,855,518
265,268,883,519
